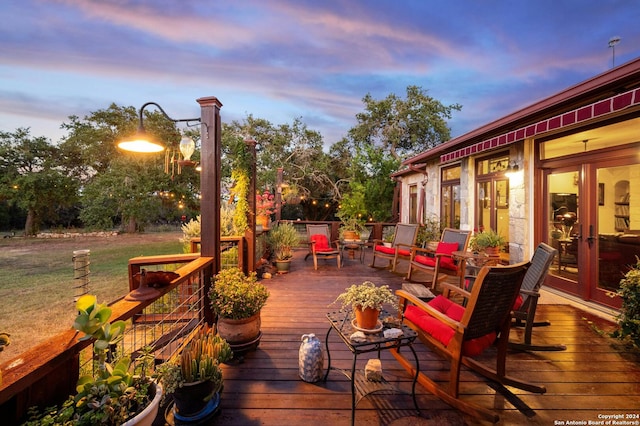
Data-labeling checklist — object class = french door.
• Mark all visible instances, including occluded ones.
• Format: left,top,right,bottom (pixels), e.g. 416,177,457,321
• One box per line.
543,152,640,308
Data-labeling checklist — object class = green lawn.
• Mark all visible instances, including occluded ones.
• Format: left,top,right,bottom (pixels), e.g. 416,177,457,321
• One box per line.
0,231,184,360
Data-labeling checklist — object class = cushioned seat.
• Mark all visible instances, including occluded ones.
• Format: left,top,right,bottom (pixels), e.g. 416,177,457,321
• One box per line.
370,223,419,272
305,225,340,270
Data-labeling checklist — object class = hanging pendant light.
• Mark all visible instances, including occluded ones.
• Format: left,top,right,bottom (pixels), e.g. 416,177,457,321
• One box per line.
178,135,197,167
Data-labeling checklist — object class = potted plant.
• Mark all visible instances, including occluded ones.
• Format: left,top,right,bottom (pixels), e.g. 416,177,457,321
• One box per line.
469,228,506,255
611,257,640,351
156,326,232,420
382,227,395,247
333,281,397,330
256,189,275,229
22,295,162,426
339,217,366,241
267,222,301,273
210,268,270,353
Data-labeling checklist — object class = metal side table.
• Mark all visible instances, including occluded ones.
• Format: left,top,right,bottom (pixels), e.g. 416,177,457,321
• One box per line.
323,309,420,425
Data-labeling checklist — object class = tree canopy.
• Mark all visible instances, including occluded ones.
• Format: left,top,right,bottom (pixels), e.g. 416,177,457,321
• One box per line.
0,85,460,233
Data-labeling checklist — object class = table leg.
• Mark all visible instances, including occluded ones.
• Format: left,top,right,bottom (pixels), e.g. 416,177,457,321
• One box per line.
323,326,332,382
408,344,421,414
350,352,357,426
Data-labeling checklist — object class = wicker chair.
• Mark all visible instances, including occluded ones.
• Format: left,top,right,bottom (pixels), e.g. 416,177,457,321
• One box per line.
391,262,545,423
369,223,419,272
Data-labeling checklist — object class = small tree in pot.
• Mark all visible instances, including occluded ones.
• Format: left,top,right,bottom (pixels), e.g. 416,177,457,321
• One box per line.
267,222,301,273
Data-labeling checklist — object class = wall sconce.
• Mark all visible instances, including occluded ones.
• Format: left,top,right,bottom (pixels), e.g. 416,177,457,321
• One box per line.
118,102,201,154
505,162,520,178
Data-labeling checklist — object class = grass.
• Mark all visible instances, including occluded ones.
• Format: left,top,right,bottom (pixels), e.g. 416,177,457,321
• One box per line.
0,231,184,360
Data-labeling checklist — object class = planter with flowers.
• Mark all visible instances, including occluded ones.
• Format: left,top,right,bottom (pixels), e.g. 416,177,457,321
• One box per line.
210,268,270,354
333,281,397,331
256,189,275,229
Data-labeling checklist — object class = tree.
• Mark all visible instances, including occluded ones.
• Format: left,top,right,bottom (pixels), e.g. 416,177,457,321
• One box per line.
0,128,78,235
59,104,199,231
337,86,460,222
348,85,461,160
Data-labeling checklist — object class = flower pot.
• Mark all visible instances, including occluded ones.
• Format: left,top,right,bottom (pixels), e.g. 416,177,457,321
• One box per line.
275,259,291,274
122,382,162,426
343,230,359,241
217,312,262,352
256,214,269,228
354,306,380,330
484,246,500,256
172,379,217,418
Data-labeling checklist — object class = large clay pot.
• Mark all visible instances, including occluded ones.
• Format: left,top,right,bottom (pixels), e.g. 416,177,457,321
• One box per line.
343,230,359,240
354,306,380,330
217,312,262,352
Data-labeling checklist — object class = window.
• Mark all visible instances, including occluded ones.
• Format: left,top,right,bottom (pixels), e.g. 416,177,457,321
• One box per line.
409,184,418,223
475,154,510,239
441,165,460,228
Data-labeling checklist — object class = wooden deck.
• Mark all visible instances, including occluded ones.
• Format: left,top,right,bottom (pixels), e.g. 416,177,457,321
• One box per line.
171,247,640,425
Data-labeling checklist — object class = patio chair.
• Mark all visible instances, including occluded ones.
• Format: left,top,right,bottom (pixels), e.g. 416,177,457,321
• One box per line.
510,242,566,351
305,224,341,270
391,262,545,423
404,228,472,290
369,223,419,272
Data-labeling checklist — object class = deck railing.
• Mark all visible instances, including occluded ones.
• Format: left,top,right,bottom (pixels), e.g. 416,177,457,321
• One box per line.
0,255,215,424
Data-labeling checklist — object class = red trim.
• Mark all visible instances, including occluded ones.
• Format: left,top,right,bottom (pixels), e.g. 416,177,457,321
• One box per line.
439,87,640,163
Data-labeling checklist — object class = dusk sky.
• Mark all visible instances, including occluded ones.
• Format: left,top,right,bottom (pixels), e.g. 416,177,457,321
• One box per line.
1,0,638,150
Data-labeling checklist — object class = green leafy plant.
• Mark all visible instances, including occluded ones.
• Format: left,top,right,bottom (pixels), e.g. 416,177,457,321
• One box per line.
333,281,397,311
156,326,232,398
611,257,640,350
416,215,443,247
469,228,506,251
267,222,301,260
210,268,270,320
382,227,395,243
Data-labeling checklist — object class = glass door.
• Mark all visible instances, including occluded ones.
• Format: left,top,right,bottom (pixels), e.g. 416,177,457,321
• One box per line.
594,163,639,307
547,169,581,292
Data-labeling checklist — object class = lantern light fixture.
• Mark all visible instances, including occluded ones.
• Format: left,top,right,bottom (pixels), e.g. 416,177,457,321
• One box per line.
117,101,201,154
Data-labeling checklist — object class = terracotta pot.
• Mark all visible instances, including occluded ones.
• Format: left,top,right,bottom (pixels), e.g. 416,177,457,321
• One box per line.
217,312,261,346
354,306,380,330
484,246,500,256
256,214,269,228
343,230,359,241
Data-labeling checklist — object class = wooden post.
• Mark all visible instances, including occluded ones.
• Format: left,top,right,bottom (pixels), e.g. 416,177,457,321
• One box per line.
245,138,257,274
197,96,222,325
275,167,283,222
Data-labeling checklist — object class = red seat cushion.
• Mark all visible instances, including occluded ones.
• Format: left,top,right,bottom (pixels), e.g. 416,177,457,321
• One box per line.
405,296,496,357
437,241,459,255
414,254,436,267
375,245,396,255
311,234,333,252
413,241,459,272
397,248,411,257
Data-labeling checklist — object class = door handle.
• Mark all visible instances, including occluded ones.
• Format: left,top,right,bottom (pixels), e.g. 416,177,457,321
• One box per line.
587,224,595,248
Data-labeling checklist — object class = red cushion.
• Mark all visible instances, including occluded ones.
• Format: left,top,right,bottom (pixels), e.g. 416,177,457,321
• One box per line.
397,248,411,257
375,245,396,255
513,294,524,311
414,254,436,267
414,254,457,272
437,241,459,255
311,234,332,252
405,296,495,357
